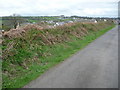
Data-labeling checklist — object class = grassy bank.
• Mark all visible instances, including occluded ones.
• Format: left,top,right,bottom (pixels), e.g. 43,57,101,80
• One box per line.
2,21,115,88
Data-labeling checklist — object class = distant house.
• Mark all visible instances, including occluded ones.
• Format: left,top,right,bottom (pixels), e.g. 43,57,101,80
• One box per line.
60,15,65,18
73,17,76,19
68,21,73,23
90,19,98,23
54,22,66,26
56,22,59,26
104,19,107,22
94,20,97,23
46,21,54,24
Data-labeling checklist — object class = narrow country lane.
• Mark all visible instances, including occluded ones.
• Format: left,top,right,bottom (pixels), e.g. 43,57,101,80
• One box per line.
24,26,118,88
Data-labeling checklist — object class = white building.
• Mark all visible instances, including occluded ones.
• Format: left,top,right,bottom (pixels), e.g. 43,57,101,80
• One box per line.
94,20,97,23
104,19,107,21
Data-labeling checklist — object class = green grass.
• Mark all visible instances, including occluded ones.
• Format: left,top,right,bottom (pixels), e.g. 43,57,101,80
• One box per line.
2,22,115,88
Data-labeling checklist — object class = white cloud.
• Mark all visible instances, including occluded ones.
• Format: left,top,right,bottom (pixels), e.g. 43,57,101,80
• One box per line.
0,0,119,17
83,8,115,15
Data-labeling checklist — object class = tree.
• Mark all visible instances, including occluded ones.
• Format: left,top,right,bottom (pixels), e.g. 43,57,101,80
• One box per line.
10,14,26,29
2,14,26,30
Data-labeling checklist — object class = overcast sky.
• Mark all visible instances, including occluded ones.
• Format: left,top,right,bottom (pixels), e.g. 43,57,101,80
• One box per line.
0,0,119,17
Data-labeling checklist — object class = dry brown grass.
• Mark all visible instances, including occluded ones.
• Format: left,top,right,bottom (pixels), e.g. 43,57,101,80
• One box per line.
3,21,112,41
3,24,43,38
